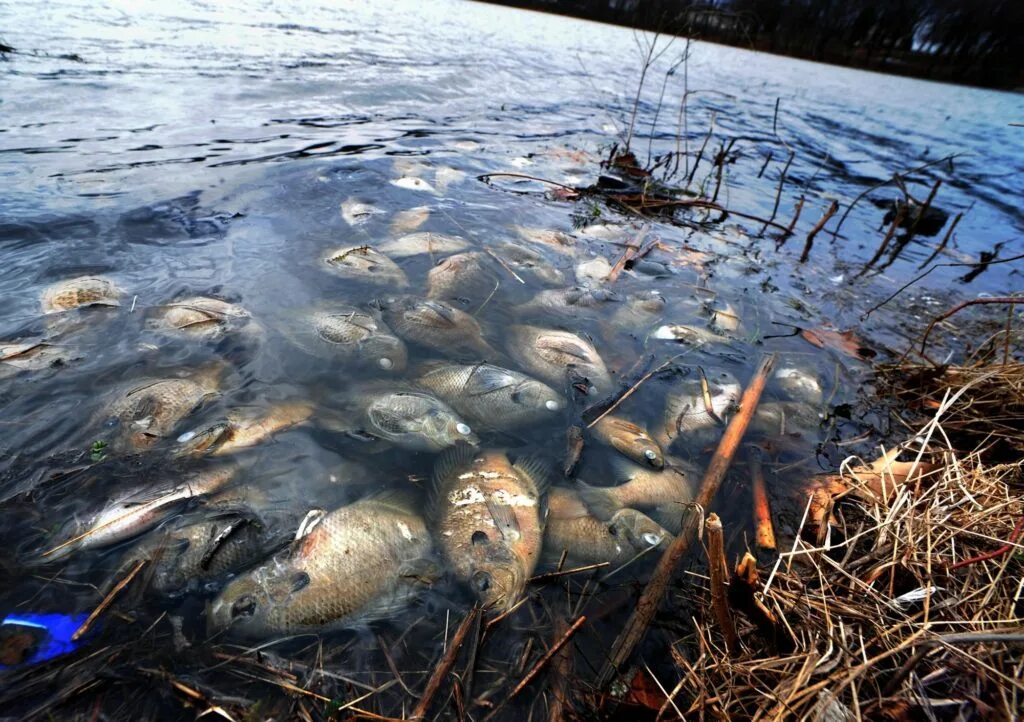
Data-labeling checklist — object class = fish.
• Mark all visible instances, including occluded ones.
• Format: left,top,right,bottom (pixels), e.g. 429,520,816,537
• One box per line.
391,176,438,194
491,241,564,286
774,366,824,405
175,402,314,457
505,324,613,396
749,401,822,437
207,492,436,638
147,296,251,340
513,226,575,255
322,245,409,288
609,290,667,330
435,166,466,192
44,465,237,561
414,362,564,431
41,276,122,314
578,223,631,241
661,370,741,446
710,302,741,333
351,388,479,451
390,206,431,234
340,198,384,226
291,307,408,372
575,256,612,286
377,296,496,359
0,340,73,378
426,252,499,304
652,323,731,345
516,286,620,320
101,365,224,451
543,487,672,566
376,232,471,259
577,455,697,534
590,415,664,469
431,447,547,611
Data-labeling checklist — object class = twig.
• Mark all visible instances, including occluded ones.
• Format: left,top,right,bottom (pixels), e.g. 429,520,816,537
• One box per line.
762,150,794,233
706,514,740,655
858,206,905,277
919,297,1024,357
606,228,649,284
584,354,683,429
547,615,573,722
782,195,805,239
749,448,776,551
917,210,962,269
477,173,580,194
905,178,942,243
72,560,147,641
529,562,609,584
799,200,838,263
595,354,776,688
948,513,1024,570
412,607,480,720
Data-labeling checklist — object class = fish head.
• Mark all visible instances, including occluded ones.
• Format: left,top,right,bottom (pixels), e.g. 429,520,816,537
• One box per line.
510,379,564,415
425,405,478,449
174,420,233,456
610,509,673,551
207,560,301,638
468,544,526,613
363,333,408,373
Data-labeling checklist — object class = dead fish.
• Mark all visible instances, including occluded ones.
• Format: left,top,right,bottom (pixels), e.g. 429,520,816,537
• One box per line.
101,365,224,451
590,415,664,469
340,198,384,226
774,366,824,405
435,166,466,192
176,402,314,457
44,465,237,561
147,297,251,340
575,256,612,286
432,447,547,611
513,226,575,256
0,340,73,378
208,492,436,638
378,296,496,359
652,323,730,345
390,206,431,234
291,307,407,372
749,401,823,437
577,455,696,533
322,245,409,288
516,286,620,320
661,370,741,445
351,388,478,451
710,302,741,333
505,324,612,395
376,232,471,259
415,362,563,431
41,276,122,314
543,487,671,566
491,241,564,286
609,290,667,329
391,176,438,194
578,223,631,241
426,252,499,303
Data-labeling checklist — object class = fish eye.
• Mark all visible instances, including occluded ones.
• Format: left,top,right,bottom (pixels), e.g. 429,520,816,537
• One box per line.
471,530,489,546
642,532,663,546
103,417,120,429
231,594,257,619
644,449,658,461
292,572,311,593
378,357,394,370
456,423,471,436
177,429,198,443
544,399,560,411
471,571,491,592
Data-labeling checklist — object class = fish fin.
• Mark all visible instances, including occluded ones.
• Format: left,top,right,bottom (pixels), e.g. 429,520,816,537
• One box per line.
199,517,256,571
397,557,442,586
431,443,478,503
367,403,410,435
415,300,457,327
512,452,551,494
363,488,419,514
539,337,590,362
485,496,521,542
463,363,518,396
576,481,622,521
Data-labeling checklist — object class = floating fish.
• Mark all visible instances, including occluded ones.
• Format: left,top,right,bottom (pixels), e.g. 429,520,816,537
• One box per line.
377,232,471,259
147,297,252,340
350,388,478,451
426,252,499,304
505,324,612,396
661,370,741,446
378,296,496,359
175,402,314,457
322,245,409,288
590,415,664,469
340,198,384,226
774,366,824,405
577,454,697,533
516,286,620,320
289,307,408,372
41,276,122,314
391,176,438,194
390,206,431,234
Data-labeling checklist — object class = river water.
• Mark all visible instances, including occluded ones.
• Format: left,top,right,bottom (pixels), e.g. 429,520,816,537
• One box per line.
1,0,1022,718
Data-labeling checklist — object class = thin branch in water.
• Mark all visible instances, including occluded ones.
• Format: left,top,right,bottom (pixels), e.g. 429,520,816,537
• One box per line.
917,211,963,269
762,149,795,233
799,200,839,263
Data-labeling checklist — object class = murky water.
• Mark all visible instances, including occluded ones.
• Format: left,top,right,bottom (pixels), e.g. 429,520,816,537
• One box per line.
1,0,1022,717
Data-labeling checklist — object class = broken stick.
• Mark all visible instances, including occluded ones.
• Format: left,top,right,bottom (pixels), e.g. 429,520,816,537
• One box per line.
706,514,739,655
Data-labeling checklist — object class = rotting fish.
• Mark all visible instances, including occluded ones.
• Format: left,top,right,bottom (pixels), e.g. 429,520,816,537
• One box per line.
415,362,564,431
590,415,664,469
389,206,431,235
0,340,74,378
575,256,612,286
543,487,672,566
101,364,225,451
43,464,237,561
710,302,741,333
391,176,438,194
147,296,252,340
435,166,466,192
322,244,409,288
290,307,408,372
491,241,564,286
505,324,612,396
377,295,496,359
609,290,667,330
426,252,499,304
348,388,479,452
431,447,548,611
376,232,471,259
207,492,436,638
516,286,620,320
41,276,122,314
652,323,731,345
749,401,823,437
660,370,741,447
340,198,384,226
774,366,824,406
175,401,314,457
577,455,697,534
513,226,575,256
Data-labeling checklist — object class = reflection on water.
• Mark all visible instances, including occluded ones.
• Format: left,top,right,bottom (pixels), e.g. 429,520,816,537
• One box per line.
1,0,1022,717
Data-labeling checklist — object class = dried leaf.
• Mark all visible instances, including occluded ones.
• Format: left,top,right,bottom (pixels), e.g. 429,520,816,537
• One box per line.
625,668,667,710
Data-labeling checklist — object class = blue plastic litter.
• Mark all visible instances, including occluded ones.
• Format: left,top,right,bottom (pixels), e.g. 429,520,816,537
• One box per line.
1,613,88,667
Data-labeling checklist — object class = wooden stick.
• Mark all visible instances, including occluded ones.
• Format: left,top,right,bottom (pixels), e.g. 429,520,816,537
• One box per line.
547,615,574,722
606,228,649,284
411,607,479,721
529,562,609,584
917,210,962,269
799,200,838,263
705,514,740,655
595,353,776,688
749,449,776,551
905,178,942,242
859,205,904,276
782,195,805,238
484,616,586,721
72,559,147,641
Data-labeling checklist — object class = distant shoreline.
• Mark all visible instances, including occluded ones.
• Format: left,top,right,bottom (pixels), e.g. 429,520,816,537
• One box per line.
471,0,1023,92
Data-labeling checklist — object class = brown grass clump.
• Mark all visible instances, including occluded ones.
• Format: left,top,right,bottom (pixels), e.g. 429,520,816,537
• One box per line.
659,369,1024,720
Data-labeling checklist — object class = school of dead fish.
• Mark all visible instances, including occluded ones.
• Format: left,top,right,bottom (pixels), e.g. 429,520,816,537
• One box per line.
2,163,826,640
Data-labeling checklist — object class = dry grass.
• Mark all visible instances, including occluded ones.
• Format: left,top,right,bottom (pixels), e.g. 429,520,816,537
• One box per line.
659,367,1024,721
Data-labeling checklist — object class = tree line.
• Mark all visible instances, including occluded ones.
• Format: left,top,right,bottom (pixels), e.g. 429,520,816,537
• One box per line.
476,0,1023,89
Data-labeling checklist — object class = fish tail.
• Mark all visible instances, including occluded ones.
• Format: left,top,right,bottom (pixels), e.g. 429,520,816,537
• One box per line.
576,481,622,521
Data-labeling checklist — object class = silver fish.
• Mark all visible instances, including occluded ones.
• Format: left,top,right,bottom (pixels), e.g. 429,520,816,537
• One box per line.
376,232,471,258
290,307,408,372
505,324,613,396
378,296,496,359
322,245,409,287
352,389,479,451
